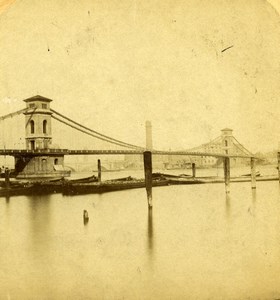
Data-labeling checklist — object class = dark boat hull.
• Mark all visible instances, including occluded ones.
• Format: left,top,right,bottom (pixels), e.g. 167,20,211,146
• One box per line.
63,179,169,195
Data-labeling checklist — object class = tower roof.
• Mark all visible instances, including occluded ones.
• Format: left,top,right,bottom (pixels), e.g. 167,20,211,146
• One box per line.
221,128,233,131
23,95,53,103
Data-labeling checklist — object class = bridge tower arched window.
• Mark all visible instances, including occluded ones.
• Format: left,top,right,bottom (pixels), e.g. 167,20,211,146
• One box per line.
43,120,47,134
225,140,228,147
30,120,35,134
42,158,47,171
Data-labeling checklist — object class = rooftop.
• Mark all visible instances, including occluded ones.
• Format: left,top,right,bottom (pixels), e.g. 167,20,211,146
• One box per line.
23,95,53,103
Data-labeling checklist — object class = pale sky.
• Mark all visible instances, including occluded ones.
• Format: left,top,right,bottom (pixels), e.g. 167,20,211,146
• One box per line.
0,0,280,152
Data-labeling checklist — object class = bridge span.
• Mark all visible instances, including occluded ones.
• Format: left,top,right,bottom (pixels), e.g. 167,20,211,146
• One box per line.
0,148,253,159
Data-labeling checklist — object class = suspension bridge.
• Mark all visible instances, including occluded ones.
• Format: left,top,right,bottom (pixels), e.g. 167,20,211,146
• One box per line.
0,95,260,205
0,95,253,158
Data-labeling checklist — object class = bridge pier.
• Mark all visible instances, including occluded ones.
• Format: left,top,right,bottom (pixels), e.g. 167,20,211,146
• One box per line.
144,151,153,208
192,163,196,178
83,210,89,225
250,157,256,189
5,169,10,189
97,159,101,183
278,152,280,184
223,157,230,193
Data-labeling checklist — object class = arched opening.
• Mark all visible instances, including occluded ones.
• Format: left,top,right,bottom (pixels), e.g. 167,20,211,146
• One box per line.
42,158,47,171
224,140,228,147
54,158,58,165
30,120,35,134
43,120,47,134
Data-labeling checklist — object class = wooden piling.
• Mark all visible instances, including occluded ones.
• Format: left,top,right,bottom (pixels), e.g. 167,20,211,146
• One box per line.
223,157,230,193
83,210,89,219
192,163,196,178
278,152,280,184
148,207,153,250
97,159,101,183
250,157,256,189
143,151,153,208
83,210,89,225
5,169,10,189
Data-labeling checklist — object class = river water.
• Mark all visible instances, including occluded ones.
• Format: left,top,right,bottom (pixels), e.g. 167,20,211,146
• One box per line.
0,166,280,299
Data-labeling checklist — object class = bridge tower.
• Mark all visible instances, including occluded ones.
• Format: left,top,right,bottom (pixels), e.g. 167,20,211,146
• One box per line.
13,95,70,179
24,95,53,150
221,128,233,155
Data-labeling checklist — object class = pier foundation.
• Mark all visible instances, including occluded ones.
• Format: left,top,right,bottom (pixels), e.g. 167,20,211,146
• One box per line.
278,152,280,184
5,169,10,189
98,159,101,183
192,163,196,178
223,157,230,193
250,157,256,189
144,151,153,208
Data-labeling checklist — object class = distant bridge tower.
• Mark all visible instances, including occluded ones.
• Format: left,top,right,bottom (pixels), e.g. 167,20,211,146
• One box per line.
145,120,153,151
24,95,53,150
221,128,233,155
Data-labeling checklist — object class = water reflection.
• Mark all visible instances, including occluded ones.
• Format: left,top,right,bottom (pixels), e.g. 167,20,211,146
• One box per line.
252,189,257,203
28,195,52,258
225,193,231,219
250,189,257,217
147,208,153,253
5,195,10,204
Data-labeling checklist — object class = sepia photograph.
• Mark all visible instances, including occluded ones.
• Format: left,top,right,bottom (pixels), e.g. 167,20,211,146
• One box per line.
0,0,280,299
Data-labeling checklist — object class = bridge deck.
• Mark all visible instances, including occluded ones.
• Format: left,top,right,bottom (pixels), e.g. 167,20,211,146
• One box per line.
0,149,253,158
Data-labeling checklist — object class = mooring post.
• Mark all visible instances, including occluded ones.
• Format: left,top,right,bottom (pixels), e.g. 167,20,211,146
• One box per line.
250,157,256,189
143,151,153,208
192,163,196,178
97,159,101,183
223,157,230,193
5,168,10,189
83,210,89,225
278,152,280,184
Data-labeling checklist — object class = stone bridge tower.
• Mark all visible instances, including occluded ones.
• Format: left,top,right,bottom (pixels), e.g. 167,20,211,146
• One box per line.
13,95,70,179
24,95,53,150
221,128,233,155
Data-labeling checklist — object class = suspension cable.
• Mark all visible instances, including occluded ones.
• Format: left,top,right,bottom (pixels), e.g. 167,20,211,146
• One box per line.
51,108,144,150
51,115,144,149
188,135,222,152
0,108,29,121
232,137,253,156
